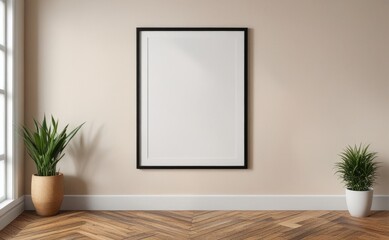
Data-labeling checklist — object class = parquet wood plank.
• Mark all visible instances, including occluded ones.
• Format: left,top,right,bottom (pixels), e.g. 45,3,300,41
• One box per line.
1,210,389,239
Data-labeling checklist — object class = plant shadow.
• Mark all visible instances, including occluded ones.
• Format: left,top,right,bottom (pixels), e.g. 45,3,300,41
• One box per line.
66,124,106,194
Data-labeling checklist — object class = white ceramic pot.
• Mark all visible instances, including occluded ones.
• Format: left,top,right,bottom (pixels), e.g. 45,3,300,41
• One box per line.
345,188,373,217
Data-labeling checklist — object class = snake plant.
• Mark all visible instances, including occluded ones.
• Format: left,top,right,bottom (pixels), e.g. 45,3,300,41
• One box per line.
21,115,84,176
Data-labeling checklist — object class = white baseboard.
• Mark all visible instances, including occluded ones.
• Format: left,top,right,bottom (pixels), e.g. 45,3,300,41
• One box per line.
24,195,389,211
0,196,25,230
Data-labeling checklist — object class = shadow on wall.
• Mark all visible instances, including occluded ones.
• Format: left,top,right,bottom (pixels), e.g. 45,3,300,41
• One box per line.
66,124,106,194
378,161,389,194
247,28,254,170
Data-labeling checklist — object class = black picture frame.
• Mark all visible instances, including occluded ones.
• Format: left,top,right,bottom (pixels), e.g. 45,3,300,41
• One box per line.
136,27,248,169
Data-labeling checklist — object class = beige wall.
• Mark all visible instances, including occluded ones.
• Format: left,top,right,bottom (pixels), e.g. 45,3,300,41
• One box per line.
24,0,389,195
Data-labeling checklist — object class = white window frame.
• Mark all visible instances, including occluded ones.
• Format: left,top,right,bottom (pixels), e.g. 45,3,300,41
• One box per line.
6,0,16,202
0,0,23,230
0,0,17,205
0,0,7,203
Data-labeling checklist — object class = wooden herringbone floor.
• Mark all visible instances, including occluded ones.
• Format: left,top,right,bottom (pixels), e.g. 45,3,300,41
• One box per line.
1,211,389,239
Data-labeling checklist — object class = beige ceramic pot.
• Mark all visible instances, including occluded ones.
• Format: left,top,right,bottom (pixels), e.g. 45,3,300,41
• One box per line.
31,173,64,216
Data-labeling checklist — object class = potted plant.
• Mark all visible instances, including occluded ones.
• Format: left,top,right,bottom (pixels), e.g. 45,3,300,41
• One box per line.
335,144,379,217
21,116,84,216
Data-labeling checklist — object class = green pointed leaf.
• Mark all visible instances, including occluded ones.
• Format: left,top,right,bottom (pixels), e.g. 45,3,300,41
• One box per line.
334,144,380,191
19,115,85,176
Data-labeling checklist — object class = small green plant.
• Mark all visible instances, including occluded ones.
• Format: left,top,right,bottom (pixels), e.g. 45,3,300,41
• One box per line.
21,115,84,176
335,144,379,191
